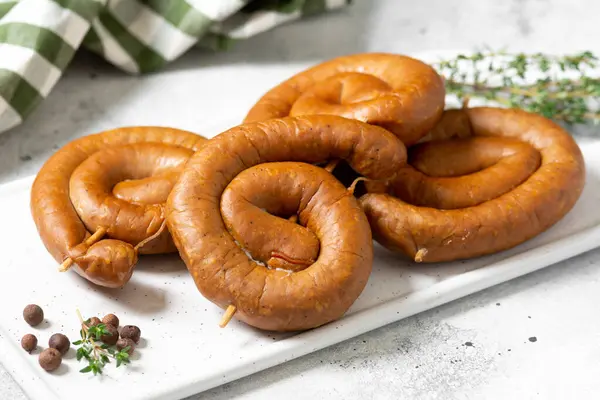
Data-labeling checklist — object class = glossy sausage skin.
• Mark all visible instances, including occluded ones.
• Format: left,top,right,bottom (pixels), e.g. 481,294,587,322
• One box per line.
360,107,586,262
244,53,446,146
167,115,407,331
31,127,206,288
394,136,542,209
221,164,321,272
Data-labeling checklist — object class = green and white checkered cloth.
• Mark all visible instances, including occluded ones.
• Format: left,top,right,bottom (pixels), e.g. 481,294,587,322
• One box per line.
0,0,350,134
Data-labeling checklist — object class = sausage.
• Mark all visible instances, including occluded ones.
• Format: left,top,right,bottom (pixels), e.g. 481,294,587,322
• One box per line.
30,126,206,288
359,107,586,262
393,136,542,209
166,115,407,331
221,164,321,272
243,53,446,146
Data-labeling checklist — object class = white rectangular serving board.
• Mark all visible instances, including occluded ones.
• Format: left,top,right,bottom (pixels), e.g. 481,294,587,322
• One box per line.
0,136,599,400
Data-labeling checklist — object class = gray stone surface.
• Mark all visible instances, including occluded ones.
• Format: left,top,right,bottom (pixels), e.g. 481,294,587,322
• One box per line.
2,0,600,399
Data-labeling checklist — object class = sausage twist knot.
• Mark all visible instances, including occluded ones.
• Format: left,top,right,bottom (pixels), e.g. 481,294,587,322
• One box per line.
360,107,586,262
244,53,446,146
31,127,206,288
167,115,407,331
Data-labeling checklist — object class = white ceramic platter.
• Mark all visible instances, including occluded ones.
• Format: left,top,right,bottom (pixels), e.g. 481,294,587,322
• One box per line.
1,51,600,400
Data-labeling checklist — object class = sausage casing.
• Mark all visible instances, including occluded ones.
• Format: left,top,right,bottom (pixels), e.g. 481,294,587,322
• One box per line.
244,53,446,146
31,126,206,287
360,107,586,262
167,115,407,331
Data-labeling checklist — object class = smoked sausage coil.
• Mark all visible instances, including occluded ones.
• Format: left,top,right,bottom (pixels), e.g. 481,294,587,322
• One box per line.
166,115,407,332
30,127,206,288
244,53,446,146
360,107,586,263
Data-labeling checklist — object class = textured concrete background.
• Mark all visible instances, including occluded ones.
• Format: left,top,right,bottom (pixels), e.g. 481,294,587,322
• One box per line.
2,0,600,399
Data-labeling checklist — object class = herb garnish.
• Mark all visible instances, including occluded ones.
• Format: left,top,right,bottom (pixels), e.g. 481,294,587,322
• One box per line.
433,50,600,125
72,309,131,375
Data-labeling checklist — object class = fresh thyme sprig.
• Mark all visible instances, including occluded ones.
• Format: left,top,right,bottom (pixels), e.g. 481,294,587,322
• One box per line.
73,309,131,375
432,50,600,125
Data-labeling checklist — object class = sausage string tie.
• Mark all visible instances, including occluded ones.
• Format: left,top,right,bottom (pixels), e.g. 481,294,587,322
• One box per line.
219,305,237,328
414,248,428,263
58,227,107,272
462,96,471,109
58,219,167,273
347,177,369,195
134,219,168,251
323,159,340,173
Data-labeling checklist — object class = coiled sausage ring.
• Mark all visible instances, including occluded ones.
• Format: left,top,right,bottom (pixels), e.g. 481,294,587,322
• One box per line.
360,107,586,262
166,115,407,332
244,53,446,146
31,126,206,288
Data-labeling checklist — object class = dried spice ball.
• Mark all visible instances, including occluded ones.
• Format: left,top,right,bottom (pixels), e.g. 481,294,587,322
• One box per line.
120,325,141,344
22,304,44,327
48,333,70,355
116,338,135,355
39,348,62,372
21,334,37,353
100,324,119,345
102,313,119,328
85,316,101,327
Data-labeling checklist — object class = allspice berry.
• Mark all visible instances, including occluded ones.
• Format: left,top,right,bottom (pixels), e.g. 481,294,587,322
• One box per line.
48,333,70,355
85,317,101,327
21,334,37,353
39,348,62,372
102,314,119,328
116,338,135,355
100,324,119,345
120,325,141,344
23,304,44,327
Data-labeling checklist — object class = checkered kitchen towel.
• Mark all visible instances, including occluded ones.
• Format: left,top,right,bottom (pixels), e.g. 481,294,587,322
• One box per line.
0,0,350,134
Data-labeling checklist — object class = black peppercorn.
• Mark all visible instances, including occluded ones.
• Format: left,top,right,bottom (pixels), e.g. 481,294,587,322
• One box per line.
116,338,135,355
39,348,62,372
23,304,44,327
102,314,119,328
21,334,37,353
100,324,119,345
120,325,141,343
48,333,70,355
